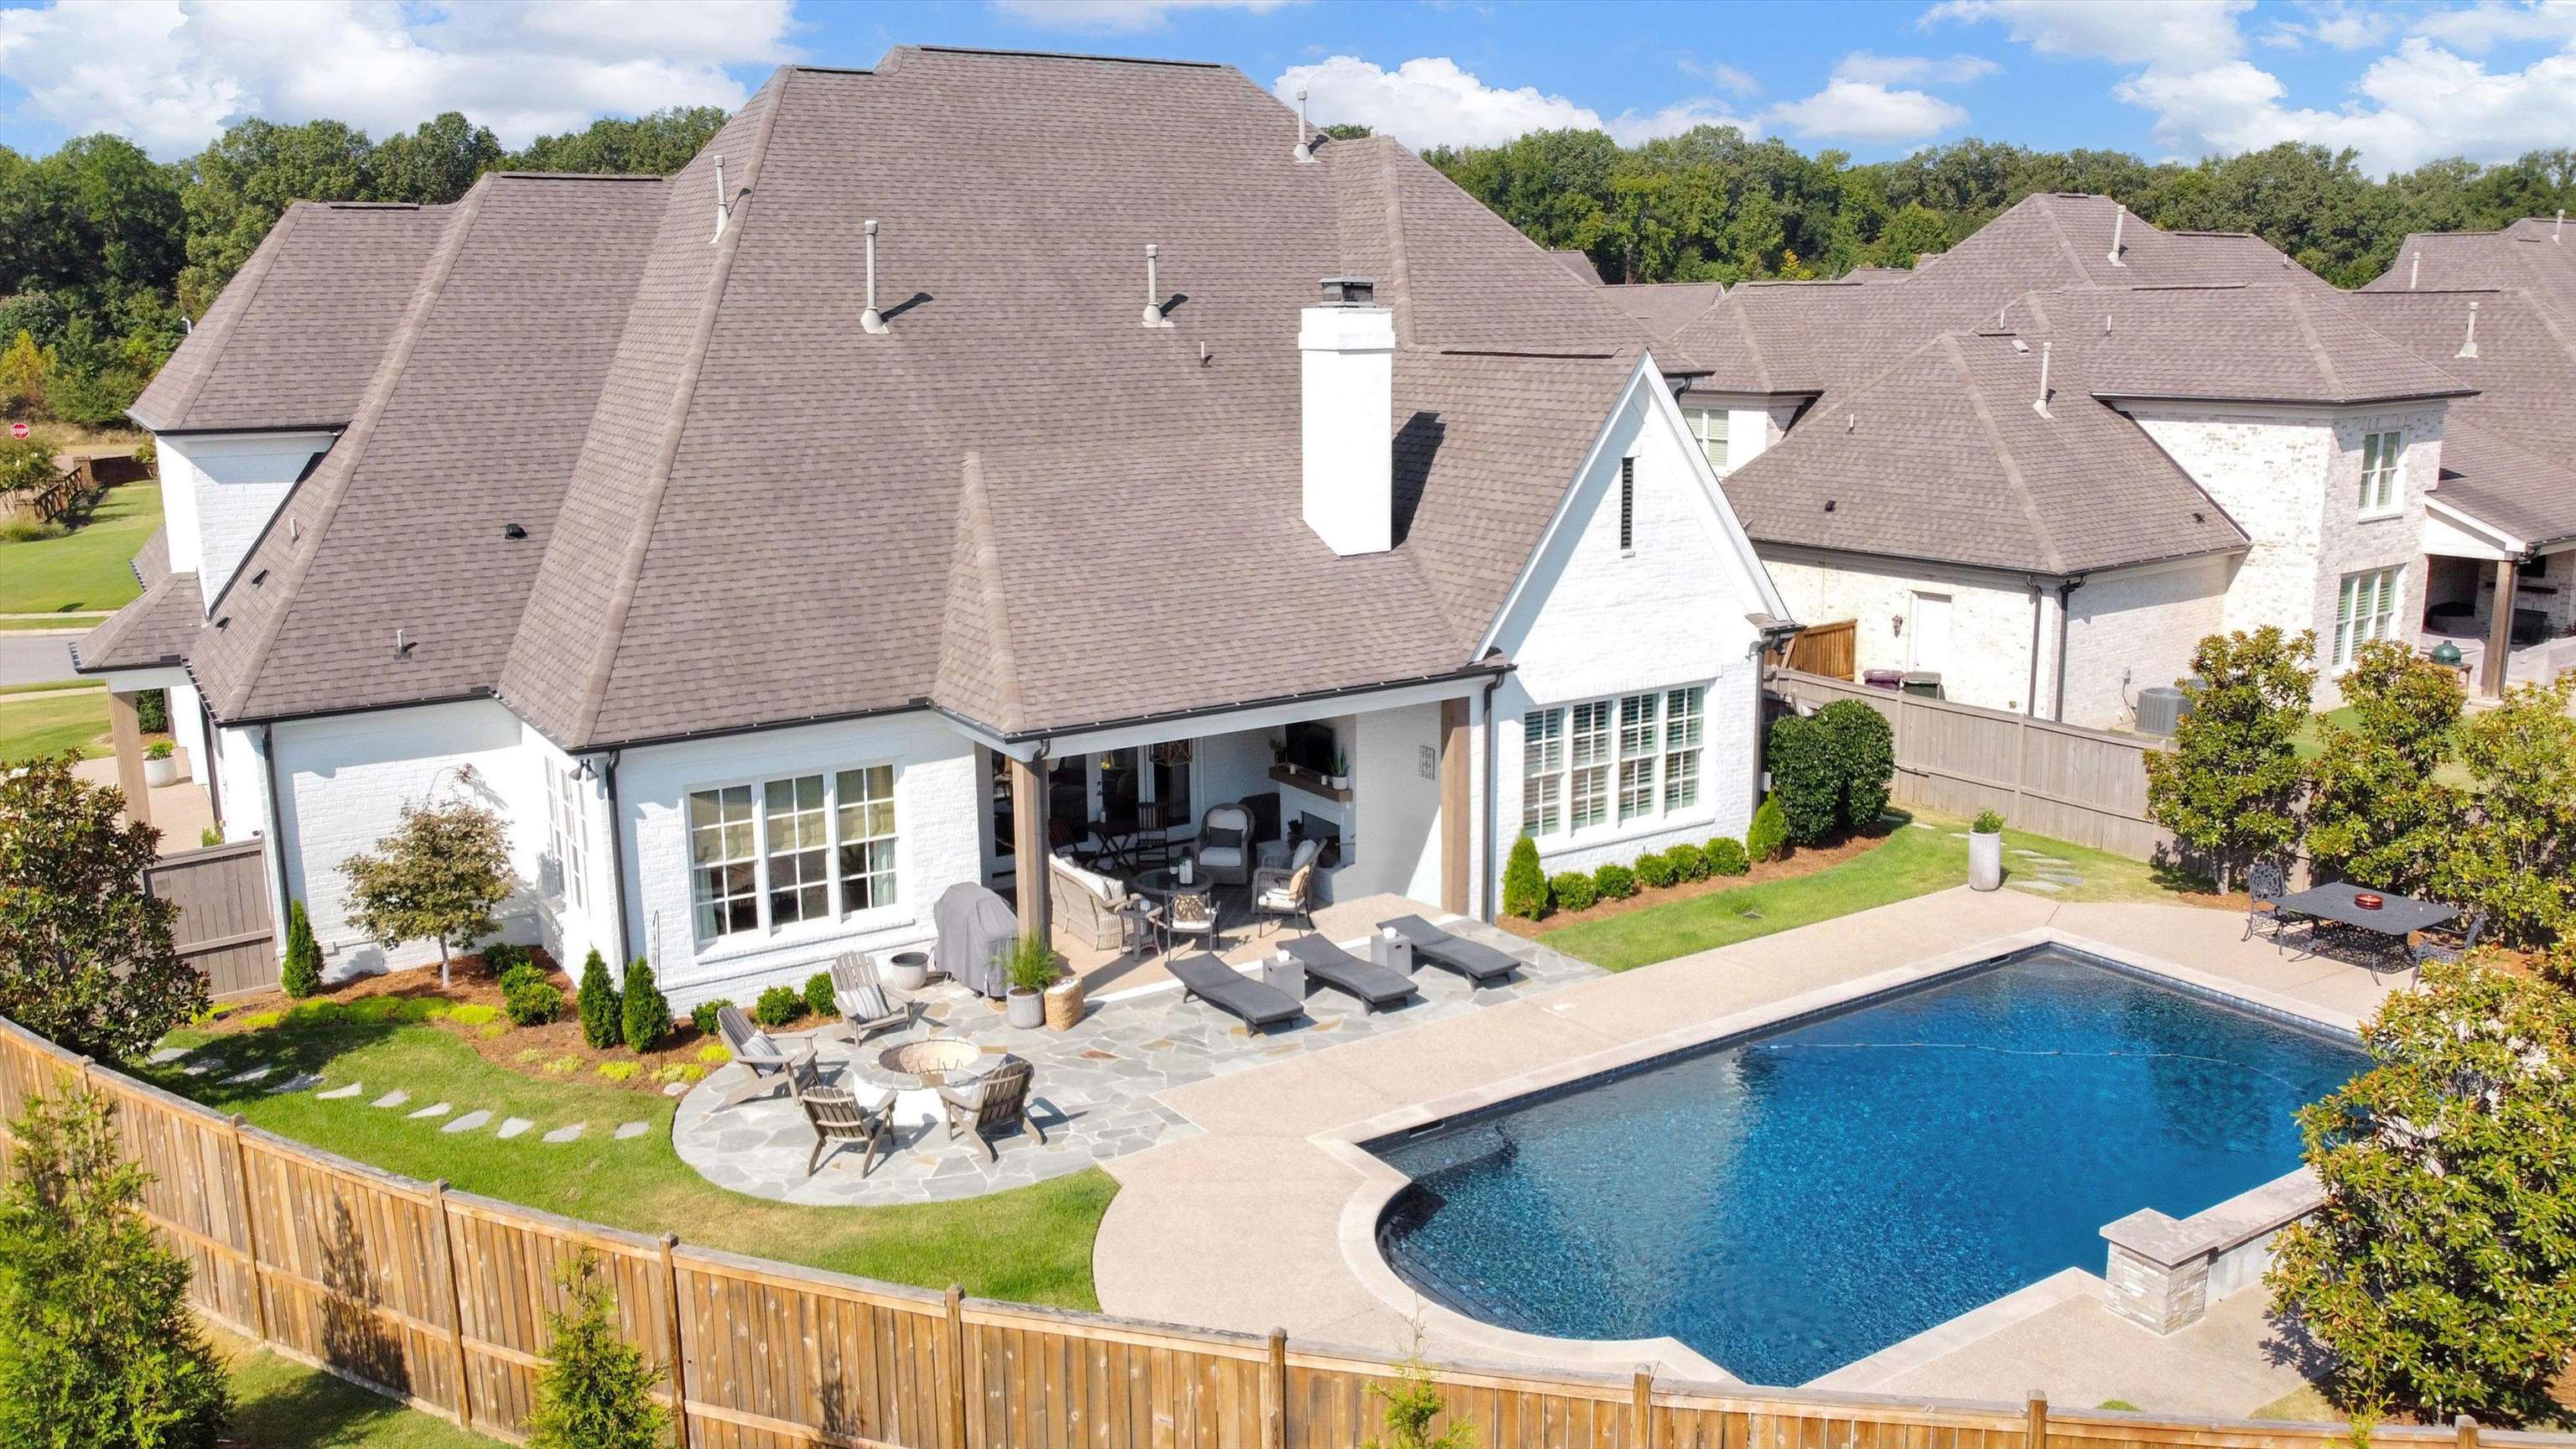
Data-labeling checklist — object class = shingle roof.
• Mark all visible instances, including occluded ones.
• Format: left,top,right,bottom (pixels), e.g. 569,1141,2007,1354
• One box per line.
2080,285,2472,406
71,569,200,673
1550,249,1602,284
2360,218,2576,314
1593,282,1726,345
2344,286,2576,546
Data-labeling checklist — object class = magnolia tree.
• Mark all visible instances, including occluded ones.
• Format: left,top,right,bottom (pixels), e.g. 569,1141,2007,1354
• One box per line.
2267,954,2576,1423
340,791,513,989
0,754,203,1060
2143,628,2315,892
2305,639,2464,898
2439,675,2576,947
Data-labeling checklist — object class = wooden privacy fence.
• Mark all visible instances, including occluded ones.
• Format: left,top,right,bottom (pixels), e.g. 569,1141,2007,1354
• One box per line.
144,838,278,1000
3,1018,2567,1449
1775,620,1858,681
1768,667,2176,862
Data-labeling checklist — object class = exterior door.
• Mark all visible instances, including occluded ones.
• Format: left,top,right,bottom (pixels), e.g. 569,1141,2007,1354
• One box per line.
1909,592,1952,674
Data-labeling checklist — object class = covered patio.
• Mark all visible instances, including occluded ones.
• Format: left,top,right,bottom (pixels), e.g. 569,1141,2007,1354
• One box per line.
2420,468,2576,699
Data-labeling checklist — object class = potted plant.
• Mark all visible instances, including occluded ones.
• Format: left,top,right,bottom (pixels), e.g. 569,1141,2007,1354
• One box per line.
1327,747,1351,792
143,741,178,787
1269,735,1288,767
1968,808,2005,891
1000,933,1057,1030
882,948,932,992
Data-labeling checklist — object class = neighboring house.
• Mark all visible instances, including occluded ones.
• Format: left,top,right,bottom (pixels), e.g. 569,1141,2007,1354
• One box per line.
73,47,1789,1000
1599,194,2496,724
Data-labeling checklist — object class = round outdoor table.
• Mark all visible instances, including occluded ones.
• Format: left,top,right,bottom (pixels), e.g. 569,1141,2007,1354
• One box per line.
1129,864,1218,905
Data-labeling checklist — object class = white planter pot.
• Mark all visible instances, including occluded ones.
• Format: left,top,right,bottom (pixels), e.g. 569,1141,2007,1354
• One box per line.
882,950,932,992
1006,989,1046,1030
1327,775,1350,791
1968,830,2004,891
143,756,178,787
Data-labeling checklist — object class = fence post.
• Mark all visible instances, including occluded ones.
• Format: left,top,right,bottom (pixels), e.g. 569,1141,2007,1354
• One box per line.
429,1181,475,1432
1633,1366,1655,1449
2012,713,2031,819
225,1114,270,1343
1269,1327,1288,1449
2025,1391,2049,1449
946,1283,969,1449
659,1233,693,1449
2456,1416,2479,1449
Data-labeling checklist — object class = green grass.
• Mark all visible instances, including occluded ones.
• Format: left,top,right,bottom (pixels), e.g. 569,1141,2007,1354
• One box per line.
0,480,159,613
2294,704,2479,789
1536,813,2210,972
0,678,100,695
211,1323,501,1448
0,687,107,762
143,1018,1114,1308
0,615,106,631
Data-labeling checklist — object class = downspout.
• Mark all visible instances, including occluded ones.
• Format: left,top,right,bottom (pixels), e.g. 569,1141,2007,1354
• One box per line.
604,750,635,965
259,723,291,934
2024,583,2045,718
1478,673,1502,922
2053,578,2084,723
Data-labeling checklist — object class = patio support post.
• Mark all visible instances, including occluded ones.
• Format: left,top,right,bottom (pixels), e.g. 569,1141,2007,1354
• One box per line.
1009,751,1049,939
1439,698,1469,914
106,688,152,827
2480,558,2518,699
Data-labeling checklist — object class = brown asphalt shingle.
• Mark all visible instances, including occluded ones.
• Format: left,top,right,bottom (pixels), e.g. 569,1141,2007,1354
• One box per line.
2345,286,2576,546
71,570,200,673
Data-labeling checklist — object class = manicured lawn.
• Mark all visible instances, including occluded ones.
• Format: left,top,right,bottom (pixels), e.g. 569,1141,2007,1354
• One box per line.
1537,813,2211,972
0,480,159,613
0,614,106,630
2294,704,2479,789
210,1323,501,1448
0,686,108,762
142,1015,1114,1309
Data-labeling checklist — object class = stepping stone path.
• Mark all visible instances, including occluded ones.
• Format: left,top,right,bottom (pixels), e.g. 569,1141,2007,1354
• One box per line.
662,1082,690,1098
222,1065,272,1085
613,1121,651,1140
183,1062,214,1076
370,1090,410,1109
2014,879,2065,893
316,1082,363,1100
407,1102,452,1120
148,1046,189,1065
496,1118,533,1140
268,1072,325,1094
441,1109,492,1135
540,1124,585,1144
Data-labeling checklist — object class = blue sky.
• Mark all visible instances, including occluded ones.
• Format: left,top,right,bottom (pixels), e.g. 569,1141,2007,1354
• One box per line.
1,2,2572,174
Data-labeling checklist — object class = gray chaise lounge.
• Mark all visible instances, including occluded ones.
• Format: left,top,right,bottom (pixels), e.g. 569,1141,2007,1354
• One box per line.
1379,914,1519,986
1167,952,1302,1029
1279,934,1418,1012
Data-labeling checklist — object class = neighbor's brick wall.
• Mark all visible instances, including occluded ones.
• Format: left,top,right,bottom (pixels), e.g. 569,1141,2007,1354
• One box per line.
2059,556,2232,730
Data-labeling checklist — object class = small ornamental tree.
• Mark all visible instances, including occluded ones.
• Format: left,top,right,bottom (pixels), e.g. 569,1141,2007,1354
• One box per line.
0,1087,231,1449
279,899,323,1000
576,950,621,1049
1815,699,1896,831
2267,954,2576,1424
0,754,204,1060
527,1251,669,1449
1501,836,1547,919
2438,675,2576,947
621,958,672,1053
2305,640,2465,899
2143,628,2314,892
340,792,513,989
0,434,50,495
1766,714,1841,845
1363,1356,1474,1449
0,330,49,418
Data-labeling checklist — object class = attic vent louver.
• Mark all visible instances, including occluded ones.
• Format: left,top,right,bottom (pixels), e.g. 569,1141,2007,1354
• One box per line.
1142,245,1174,328
2457,300,2481,360
503,522,528,540
861,220,889,335
1291,87,1317,164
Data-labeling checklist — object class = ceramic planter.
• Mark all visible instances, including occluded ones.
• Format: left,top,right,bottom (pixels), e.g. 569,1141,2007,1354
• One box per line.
143,755,178,787
1968,829,2004,891
883,949,932,991
1006,988,1046,1030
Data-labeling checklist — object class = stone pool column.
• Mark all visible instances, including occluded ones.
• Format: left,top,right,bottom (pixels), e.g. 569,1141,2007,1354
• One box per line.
2100,1169,2324,1333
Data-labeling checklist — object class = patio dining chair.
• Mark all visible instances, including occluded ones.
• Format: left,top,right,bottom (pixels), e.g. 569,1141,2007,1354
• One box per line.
1153,887,1222,958
2241,862,2298,953
828,952,923,1045
2409,907,2487,984
938,1057,1047,1162
1250,838,1322,936
714,1004,820,1109
798,1084,897,1177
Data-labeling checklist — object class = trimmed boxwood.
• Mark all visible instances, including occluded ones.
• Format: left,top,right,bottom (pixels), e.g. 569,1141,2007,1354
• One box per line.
752,984,804,1028
804,971,837,1020
1746,797,1789,862
1817,698,1897,829
1502,835,1548,919
1592,862,1638,900
1550,871,1598,912
1767,714,1842,844
1706,836,1751,875
688,998,732,1036
1634,849,1680,890
502,976,561,1026
1666,841,1710,881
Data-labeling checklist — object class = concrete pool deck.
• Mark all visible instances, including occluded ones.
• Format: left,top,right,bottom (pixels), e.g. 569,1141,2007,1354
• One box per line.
1093,885,2400,1410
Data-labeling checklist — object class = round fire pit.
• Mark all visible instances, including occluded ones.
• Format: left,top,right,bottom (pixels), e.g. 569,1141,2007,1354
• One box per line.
876,1037,984,1088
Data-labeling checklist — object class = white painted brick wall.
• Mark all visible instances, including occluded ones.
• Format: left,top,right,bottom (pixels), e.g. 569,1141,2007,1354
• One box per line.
2060,557,2231,730
1760,555,2045,713
156,432,334,606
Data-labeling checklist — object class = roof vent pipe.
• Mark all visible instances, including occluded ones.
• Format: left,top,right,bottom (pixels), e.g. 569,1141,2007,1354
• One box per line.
2558,208,2566,244
711,155,730,242
2409,251,2421,289
2106,209,2127,267
860,220,889,335
2457,299,2481,360
1291,87,1316,164
2032,340,2053,418
1141,244,1174,328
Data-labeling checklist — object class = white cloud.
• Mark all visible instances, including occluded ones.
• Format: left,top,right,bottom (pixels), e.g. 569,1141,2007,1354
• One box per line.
2117,38,2576,171
1831,50,1999,86
0,0,794,158
2260,3,2395,50
986,0,1296,33
1275,55,1755,148
2405,0,2576,51
1764,79,1969,143
1676,55,1761,96
1922,0,2250,69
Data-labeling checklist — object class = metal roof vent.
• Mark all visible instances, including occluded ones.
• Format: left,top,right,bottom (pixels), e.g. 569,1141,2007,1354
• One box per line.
1142,244,1174,329
2457,299,2481,360
1320,276,1375,306
2409,251,2422,289
2106,209,2127,268
2557,209,2565,245
861,220,889,335
502,522,528,541
1291,87,1317,164
2031,340,2053,418
710,155,731,243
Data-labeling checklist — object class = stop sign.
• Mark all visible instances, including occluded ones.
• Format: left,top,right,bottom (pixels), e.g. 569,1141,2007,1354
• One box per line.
6,423,25,439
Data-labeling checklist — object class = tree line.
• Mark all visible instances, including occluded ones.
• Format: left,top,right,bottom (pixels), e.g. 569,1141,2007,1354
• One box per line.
0,107,726,429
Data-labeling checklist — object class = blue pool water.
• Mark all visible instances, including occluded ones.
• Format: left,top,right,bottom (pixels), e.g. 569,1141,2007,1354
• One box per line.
1370,948,2365,1386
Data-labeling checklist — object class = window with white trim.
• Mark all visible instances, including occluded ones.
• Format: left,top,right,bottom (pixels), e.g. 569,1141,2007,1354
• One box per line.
1662,687,1704,811
2334,567,2402,669
544,756,588,913
1569,701,1612,832
688,765,903,943
1618,455,1637,553
2359,430,2402,515
1520,709,1564,837
1524,686,1710,840
1682,407,1729,470
1617,693,1659,822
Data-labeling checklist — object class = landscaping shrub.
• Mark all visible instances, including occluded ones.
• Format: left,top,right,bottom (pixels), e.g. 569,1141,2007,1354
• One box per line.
1745,797,1787,862
527,1252,668,1449
1766,714,1841,844
1501,835,1548,919
595,1061,640,1083
134,688,168,735
803,971,836,1021
2436,674,2576,947
498,960,544,996
340,796,512,988
621,958,673,1052
1592,862,1638,900
2144,627,2314,892
1706,837,1750,876
1666,842,1710,881
503,974,562,1027
279,899,322,1000
1549,871,1597,912
1634,849,1680,889
480,942,532,979
1816,699,1896,828
448,1003,498,1026
575,949,621,1049
696,1043,731,1065
752,984,803,1028
688,999,731,1036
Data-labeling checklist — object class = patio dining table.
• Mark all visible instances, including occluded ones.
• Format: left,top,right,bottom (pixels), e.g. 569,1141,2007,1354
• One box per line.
2274,881,2456,965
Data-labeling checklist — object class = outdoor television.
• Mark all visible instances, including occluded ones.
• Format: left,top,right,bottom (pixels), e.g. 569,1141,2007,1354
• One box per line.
1284,720,1338,776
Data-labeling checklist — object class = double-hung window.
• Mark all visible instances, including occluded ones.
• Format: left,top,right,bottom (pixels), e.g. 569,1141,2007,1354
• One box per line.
1617,693,1659,822
2333,567,2401,669
1569,702,1612,831
1662,687,1704,811
1520,709,1565,836
689,766,902,943
1524,686,1710,839
544,756,588,913
1683,407,1729,471
2359,431,2402,515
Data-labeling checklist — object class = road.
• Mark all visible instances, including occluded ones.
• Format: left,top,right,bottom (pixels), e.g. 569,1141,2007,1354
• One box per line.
0,633,82,688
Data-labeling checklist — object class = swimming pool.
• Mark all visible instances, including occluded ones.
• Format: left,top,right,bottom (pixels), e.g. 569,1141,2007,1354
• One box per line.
1368,947,2366,1385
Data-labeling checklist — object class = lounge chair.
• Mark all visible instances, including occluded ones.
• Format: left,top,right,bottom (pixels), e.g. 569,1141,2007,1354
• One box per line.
714,1004,820,1109
828,953,924,1044
1378,914,1519,986
1166,952,1302,1030
1279,934,1417,1013
938,1057,1048,1162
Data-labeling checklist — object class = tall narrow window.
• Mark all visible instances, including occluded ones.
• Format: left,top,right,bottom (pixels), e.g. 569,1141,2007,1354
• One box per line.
2359,430,2402,514
544,757,588,912
1661,686,1705,811
1684,408,1729,470
688,786,759,939
835,765,898,913
1569,701,1612,831
2334,567,2401,668
763,775,829,926
1617,692,1659,823
1521,709,1564,837
1618,455,1636,553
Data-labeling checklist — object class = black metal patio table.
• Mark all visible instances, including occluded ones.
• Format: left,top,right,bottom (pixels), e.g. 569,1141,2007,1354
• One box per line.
2273,881,2457,967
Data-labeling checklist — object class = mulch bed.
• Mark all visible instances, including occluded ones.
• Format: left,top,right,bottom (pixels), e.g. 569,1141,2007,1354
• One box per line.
1493,828,1898,940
